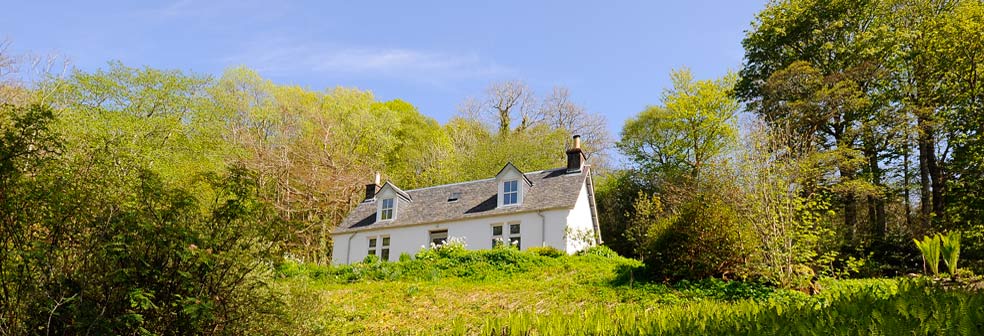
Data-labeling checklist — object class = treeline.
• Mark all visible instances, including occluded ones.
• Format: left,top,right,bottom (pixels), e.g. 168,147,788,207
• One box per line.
598,0,984,287
0,47,608,332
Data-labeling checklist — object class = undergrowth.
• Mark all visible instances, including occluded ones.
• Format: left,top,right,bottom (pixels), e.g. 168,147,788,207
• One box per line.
274,245,982,335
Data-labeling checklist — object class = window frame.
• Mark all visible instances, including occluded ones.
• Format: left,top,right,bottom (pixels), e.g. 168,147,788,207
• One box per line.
379,197,395,221
368,235,392,261
368,237,377,257
508,222,521,249
491,222,521,249
502,180,519,206
429,229,448,247
491,224,503,247
380,236,391,261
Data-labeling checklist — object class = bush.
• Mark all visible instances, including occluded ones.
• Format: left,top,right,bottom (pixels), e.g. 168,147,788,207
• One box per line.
399,252,413,262
363,254,380,264
578,245,621,259
528,246,565,258
644,193,752,280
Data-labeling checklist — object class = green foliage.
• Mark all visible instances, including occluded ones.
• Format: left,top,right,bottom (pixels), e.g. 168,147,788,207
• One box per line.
398,252,413,262
577,245,623,259
625,192,663,261
594,170,646,258
528,246,565,258
0,103,286,334
914,235,943,276
942,232,962,276
644,193,752,280
362,254,381,264
477,279,984,336
618,68,739,184
285,246,553,283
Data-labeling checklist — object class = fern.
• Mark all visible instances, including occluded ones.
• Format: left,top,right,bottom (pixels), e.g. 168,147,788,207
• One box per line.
941,231,961,277
913,235,942,276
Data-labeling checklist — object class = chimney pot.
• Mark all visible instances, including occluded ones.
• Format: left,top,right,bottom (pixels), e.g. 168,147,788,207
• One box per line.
365,172,382,201
566,135,586,173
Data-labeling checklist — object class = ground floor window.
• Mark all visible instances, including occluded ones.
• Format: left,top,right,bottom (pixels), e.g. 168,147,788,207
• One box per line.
381,236,391,261
430,230,448,246
491,222,521,249
368,236,391,261
509,223,521,249
492,224,503,247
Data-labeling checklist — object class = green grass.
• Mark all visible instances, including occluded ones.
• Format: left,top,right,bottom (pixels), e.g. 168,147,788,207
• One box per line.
273,246,984,335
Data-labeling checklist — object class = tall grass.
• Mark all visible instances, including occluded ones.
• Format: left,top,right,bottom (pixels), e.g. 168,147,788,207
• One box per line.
474,279,984,335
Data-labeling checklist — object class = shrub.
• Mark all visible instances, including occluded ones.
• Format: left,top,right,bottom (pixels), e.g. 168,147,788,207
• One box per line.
399,252,413,262
363,254,380,264
578,245,621,259
528,246,565,258
644,194,752,280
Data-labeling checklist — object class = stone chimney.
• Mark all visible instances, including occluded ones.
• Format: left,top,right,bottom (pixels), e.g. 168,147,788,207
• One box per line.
364,172,381,201
566,135,586,173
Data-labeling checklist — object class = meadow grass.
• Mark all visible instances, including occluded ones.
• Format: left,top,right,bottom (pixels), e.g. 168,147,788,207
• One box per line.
274,246,984,335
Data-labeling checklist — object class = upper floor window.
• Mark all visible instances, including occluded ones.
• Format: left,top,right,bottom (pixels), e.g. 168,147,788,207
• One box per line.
503,180,519,206
380,198,394,220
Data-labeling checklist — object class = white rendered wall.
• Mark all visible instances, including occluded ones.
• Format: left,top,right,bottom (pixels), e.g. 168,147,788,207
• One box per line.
331,208,573,265
564,183,596,254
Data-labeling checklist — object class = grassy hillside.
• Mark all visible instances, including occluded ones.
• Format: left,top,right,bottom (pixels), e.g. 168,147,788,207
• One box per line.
273,245,984,335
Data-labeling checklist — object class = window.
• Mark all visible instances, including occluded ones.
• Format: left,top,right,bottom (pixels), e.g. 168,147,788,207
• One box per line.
492,224,503,247
368,236,391,261
380,198,394,220
503,180,519,205
381,236,391,261
509,223,521,249
492,222,521,249
430,230,448,246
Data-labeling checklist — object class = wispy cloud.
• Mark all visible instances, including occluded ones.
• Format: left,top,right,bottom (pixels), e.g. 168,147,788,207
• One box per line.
221,39,515,84
144,0,289,21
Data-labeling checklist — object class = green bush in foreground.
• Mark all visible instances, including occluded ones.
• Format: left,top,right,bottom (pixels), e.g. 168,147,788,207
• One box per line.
475,279,984,336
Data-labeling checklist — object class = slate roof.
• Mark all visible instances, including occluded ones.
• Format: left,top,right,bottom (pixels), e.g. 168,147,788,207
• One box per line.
332,166,589,234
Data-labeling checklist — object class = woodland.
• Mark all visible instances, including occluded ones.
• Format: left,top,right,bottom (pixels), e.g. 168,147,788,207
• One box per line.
2,0,983,334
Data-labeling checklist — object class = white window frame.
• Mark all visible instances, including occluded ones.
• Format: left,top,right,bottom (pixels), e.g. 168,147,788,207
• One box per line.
368,235,391,261
380,236,391,261
491,224,504,247
368,236,377,257
379,198,395,221
429,230,448,246
491,222,521,249
502,180,519,206
508,222,521,249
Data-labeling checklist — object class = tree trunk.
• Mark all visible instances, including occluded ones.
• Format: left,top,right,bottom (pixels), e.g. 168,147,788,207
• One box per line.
903,142,913,230
918,120,933,229
865,147,887,240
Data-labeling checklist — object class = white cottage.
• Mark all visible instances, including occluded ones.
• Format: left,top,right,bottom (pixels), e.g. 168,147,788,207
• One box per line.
330,135,602,264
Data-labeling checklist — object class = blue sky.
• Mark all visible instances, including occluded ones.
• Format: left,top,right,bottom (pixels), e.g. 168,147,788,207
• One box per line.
2,1,766,139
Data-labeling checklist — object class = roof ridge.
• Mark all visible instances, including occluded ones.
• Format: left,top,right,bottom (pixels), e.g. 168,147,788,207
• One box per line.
403,167,565,193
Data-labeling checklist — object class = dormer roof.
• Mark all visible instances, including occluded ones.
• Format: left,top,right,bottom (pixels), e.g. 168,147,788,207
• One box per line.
494,162,533,187
377,181,412,202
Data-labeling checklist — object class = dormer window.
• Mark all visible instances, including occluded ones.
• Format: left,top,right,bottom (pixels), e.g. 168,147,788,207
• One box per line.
495,163,531,209
503,180,519,206
380,198,395,220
